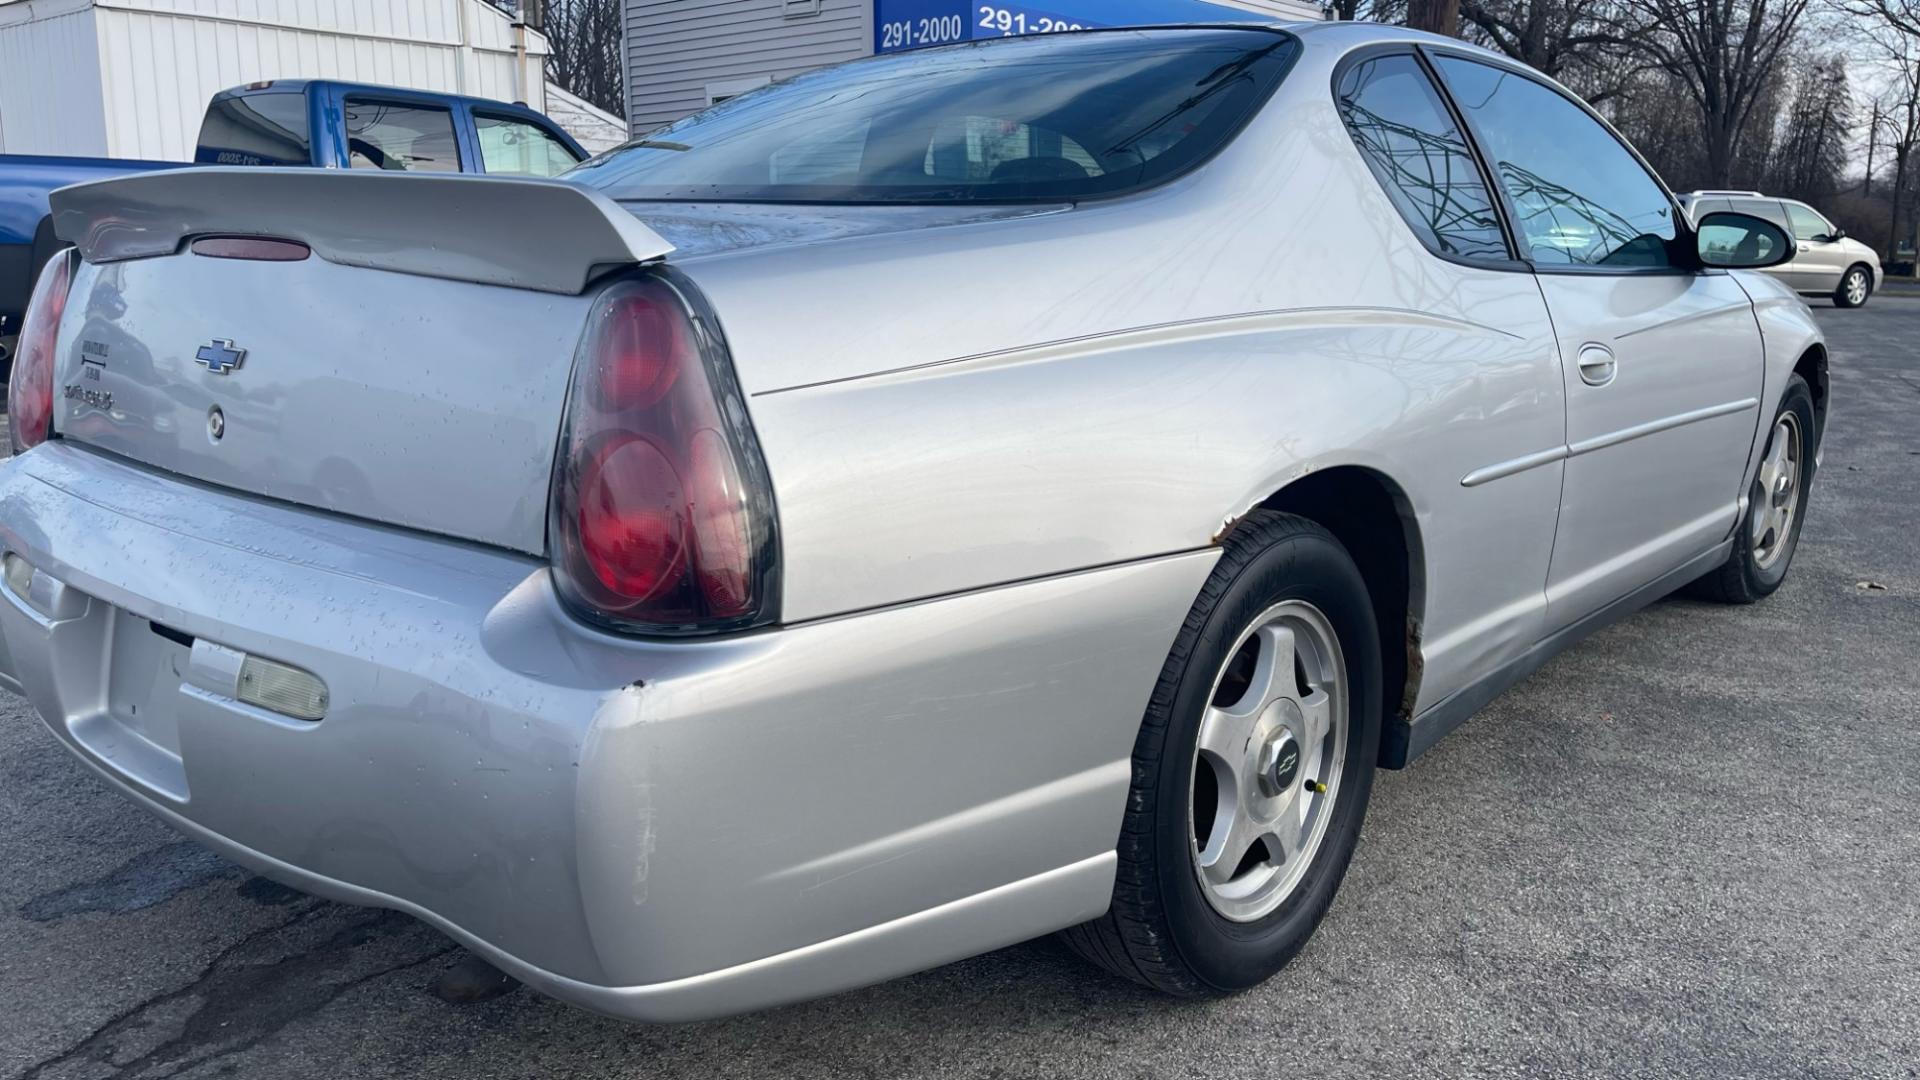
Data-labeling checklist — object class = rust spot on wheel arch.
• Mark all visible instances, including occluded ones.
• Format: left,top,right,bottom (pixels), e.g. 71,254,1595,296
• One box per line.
1401,615,1424,720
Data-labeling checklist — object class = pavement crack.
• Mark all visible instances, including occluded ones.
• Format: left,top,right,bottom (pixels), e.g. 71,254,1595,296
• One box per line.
12,902,452,1080
140,944,458,1080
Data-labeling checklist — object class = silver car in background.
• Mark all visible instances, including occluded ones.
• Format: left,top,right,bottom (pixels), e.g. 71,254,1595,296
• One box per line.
1681,190,1882,306
0,22,1825,1021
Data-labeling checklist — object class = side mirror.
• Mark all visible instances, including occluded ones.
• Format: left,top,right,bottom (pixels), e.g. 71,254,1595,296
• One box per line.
1829,227,1847,241
1696,212,1793,270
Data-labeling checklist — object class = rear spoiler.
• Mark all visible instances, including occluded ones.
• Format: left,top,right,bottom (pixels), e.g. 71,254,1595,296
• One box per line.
49,167,673,295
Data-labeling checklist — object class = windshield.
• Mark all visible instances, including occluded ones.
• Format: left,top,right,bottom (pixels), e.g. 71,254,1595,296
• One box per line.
568,28,1296,204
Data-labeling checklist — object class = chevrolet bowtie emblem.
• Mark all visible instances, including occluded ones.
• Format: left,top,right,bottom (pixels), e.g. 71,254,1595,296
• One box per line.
195,339,247,375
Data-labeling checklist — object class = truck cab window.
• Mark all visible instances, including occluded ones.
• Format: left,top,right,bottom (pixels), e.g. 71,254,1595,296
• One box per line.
195,93,312,166
475,114,582,177
344,100,461,173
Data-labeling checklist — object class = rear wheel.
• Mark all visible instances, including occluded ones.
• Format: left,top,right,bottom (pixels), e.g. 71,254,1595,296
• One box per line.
1689,376,1815,604
1834,265,1871,308
1061,510,1381,994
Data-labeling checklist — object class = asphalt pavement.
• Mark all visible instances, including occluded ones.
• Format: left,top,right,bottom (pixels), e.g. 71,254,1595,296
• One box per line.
2,300,1916,1080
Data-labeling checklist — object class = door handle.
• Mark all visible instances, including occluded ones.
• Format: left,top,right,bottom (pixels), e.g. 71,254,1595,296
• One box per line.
1577,343,1617,387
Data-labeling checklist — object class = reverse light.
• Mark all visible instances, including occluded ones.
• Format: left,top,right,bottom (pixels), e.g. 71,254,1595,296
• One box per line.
549,273,778,635
237,654,329,721
8,249,76,455
3,553,34,599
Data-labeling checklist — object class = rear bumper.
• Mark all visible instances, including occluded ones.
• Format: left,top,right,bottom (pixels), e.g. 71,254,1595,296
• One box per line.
0,442,1208,1021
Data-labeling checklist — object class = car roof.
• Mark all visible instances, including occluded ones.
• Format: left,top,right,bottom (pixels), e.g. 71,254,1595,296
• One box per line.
207,79,526,112
1683,191,1821,211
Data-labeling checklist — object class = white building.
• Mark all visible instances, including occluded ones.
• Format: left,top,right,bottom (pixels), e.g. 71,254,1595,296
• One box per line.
624,0,1328,133
0,0,586,159
542,80,628,154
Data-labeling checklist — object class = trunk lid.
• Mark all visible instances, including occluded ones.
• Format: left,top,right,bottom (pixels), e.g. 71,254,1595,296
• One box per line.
45,169,674,554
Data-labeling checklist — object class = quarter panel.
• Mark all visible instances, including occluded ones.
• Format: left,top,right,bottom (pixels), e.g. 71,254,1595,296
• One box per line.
749,285,1566,712
708,50,1568,712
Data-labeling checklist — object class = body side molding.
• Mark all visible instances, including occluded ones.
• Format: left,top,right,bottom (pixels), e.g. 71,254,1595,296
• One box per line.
1461,398,1761,488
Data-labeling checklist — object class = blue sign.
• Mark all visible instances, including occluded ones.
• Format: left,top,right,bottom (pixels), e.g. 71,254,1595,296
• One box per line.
875,0,1261,53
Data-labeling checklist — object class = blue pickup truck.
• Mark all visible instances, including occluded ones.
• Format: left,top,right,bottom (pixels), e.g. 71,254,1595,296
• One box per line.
1,79,589,366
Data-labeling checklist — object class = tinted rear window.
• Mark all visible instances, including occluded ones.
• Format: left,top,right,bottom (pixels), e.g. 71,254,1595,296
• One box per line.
195,92,312,166
570,29,1297,204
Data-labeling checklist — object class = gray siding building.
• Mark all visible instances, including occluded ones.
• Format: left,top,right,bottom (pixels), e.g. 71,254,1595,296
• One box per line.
624,0,1326,134
625,0,870,132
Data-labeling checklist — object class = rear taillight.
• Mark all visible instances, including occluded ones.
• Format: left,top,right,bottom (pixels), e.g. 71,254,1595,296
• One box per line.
549,272,778,635
8,249,75,455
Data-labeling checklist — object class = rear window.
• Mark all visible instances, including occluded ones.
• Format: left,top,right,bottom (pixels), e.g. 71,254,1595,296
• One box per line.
195,92,312,167
569,29,1297,204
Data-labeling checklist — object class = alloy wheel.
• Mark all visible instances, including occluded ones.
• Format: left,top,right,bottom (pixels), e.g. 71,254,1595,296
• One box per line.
1189,600,1348,923
1752,411,1803,571
1845,270,1869,306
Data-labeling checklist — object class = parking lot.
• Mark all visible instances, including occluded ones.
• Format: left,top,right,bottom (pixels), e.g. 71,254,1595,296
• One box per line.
1,298,1915,1080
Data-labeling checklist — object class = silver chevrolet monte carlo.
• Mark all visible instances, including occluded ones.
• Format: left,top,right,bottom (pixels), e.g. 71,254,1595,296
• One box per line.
0,21,1825,1021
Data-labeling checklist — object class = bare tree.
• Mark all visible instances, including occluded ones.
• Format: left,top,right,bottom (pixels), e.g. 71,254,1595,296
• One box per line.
538,0,627,115
1327,0,1403,18
1457,0,1620,78
1407,0,1464,34
1610,0,1815,186
1869,34,1920,257
1840,0,1920,258
1767,54,1853,200
1863,99,1885,197
1451,0,1652,106
488,0,626,116
1838,0,1920,35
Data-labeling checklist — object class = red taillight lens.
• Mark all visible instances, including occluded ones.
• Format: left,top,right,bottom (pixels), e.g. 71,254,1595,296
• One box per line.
592,293,681,412
576,433,686,601
190,236,312,262
550,274,777,634
8,250,74,455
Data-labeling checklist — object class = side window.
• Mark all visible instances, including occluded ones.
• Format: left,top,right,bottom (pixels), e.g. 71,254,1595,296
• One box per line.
195,92,312,166
1732,198,1788,230
475,113,583,177
1689,197,1731,225
344,99,461,173
1434,56,1676,269
1334,54,1508,261
1785,203,1831,241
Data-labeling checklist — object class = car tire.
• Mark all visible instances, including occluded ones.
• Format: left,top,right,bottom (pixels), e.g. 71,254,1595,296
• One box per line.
1833,265,1872,308
1060,509,1381,995
1687,375,1817,604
